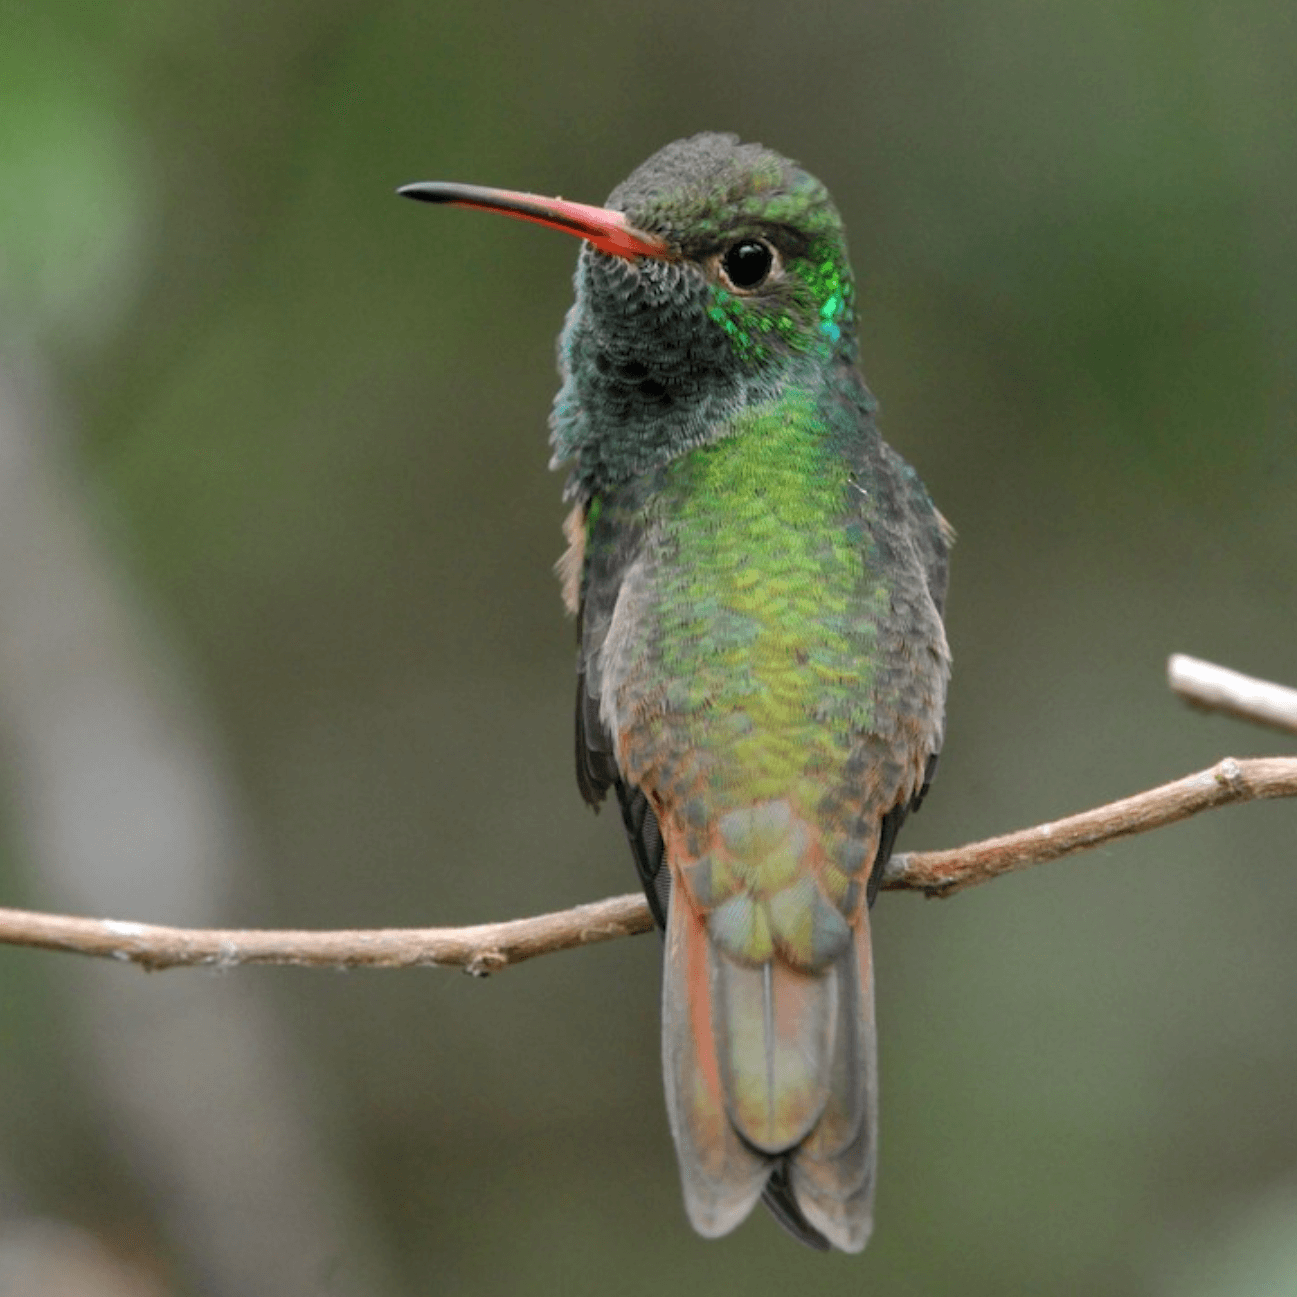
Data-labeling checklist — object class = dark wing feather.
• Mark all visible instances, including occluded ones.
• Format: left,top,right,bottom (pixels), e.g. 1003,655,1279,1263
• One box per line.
761,1160,832,1251
614,782,670,928
574,661,618,805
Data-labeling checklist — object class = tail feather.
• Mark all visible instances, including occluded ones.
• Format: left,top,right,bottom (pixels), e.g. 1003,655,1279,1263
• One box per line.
662,889,877,1250
712,953,835,1153
760,1159,832,1251
788,917,877,1253
662,891,769,1237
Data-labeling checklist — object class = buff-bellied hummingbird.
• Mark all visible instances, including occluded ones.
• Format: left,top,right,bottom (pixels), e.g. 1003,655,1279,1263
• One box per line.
400,133,952,1253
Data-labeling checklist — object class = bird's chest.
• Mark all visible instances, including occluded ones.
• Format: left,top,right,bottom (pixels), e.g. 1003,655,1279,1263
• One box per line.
603,415,890,801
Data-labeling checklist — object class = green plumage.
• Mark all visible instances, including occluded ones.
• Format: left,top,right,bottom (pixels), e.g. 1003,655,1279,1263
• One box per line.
600,386,894,971
403,130,952,1253
556,135,952,1251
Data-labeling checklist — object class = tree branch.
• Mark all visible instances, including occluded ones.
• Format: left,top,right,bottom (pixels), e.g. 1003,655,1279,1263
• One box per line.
0,893,657,976
2,658,1294,974
2,755,1294,973
1168,654,1297,737
880,755,1296,897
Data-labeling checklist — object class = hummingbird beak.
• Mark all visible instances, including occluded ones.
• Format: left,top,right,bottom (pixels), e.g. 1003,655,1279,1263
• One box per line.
397,181,672,261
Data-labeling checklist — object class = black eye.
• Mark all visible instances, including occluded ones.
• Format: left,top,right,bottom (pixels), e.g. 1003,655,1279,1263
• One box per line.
721,239,775,290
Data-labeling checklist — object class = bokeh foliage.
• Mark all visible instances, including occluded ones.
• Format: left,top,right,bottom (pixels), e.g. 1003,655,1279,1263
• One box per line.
2,1,1295,1294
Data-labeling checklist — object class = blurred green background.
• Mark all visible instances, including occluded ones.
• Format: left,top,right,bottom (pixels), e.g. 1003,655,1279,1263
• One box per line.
1,2,1295,1294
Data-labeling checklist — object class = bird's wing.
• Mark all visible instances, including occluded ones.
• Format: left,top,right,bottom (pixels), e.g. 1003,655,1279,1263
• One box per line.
837,384,953,893
564,496,672,927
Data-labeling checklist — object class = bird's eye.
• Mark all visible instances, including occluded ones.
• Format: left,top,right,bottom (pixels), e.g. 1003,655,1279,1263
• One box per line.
720,239,776,291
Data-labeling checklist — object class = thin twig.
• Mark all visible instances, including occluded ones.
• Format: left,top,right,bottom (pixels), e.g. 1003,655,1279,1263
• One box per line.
1168,655,1297,737
2,756,1294,972
0,893,656,976
884,755,1296,897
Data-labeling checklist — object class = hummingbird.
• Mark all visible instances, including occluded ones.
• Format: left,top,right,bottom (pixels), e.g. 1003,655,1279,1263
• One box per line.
400,133,951,1253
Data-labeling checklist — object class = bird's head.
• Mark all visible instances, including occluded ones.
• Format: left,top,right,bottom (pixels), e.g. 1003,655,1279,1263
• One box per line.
401,133,858,492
